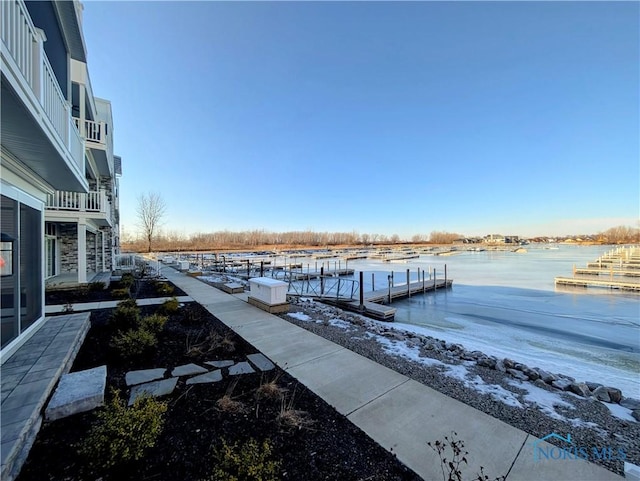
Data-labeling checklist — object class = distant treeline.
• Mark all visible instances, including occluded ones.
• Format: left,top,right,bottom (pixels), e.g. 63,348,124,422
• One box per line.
121,229,461,252
121,225,639,252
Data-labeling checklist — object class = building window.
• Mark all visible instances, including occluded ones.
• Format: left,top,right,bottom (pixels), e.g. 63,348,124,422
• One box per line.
1,194,43,349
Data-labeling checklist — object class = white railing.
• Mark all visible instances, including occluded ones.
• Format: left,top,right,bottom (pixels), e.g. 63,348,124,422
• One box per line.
1,0,84,177
47,190,112,216
1,0,36,90
73,117,105,144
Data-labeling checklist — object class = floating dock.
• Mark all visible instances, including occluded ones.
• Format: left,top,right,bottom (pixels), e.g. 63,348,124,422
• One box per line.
555,246,640,292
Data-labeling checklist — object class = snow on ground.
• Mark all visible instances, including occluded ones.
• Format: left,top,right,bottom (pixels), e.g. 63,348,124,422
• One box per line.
288,312,312,322
286,303,629,432
605,402,637,422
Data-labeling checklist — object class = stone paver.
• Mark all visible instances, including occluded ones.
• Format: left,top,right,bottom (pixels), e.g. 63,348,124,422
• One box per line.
125,368,166,386
205,360,235,368
186,370,223,385
128,378,178,406
246,353,275,372
171,363,208,377
45,365,107,421
228,362,255,376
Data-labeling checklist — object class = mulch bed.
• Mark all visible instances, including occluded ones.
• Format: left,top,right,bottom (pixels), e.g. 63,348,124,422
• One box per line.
19,280,421,481
45,277,188,305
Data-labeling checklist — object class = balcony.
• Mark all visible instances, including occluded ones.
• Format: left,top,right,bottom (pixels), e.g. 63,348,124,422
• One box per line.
72,117,111,177
46,190,112,227
0,0,87,192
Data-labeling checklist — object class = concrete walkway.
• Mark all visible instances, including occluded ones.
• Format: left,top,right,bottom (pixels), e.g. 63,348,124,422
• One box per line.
161,267,623,481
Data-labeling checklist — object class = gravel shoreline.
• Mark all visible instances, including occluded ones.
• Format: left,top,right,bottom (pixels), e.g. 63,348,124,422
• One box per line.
278,297,639,477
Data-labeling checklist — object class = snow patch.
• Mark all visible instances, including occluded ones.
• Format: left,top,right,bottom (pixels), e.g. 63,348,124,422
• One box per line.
288,312,311,322
605,402,638,422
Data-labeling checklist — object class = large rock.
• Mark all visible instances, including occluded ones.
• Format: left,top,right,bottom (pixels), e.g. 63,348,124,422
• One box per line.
632,410,640,422
523,367,540,381
537,369,557,384
551,378,573,391
46,366,107,421
569,382,591,398
228,362,255,376
592,386,611,403
507,369,529,381
495,359,507,373
606,387,623,404
586,381,603,392
620,398,640,410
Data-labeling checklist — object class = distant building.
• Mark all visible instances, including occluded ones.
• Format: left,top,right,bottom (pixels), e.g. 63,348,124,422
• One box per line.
1,0,122,357
484,234,505,244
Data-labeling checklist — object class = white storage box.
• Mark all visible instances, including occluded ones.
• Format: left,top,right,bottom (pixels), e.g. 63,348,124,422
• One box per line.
178,260,190,271
249,277,288,305
162,256,175,264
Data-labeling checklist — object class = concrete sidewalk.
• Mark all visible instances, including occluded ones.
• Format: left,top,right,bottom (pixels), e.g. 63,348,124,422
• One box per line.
160,267,623,480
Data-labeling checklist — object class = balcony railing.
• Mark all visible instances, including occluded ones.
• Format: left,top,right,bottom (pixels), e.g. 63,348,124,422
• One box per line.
1,0,84,176
47,190,112,220
73,117,106,145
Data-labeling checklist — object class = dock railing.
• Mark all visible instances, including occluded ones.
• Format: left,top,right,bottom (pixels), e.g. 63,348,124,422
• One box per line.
286,275,359,302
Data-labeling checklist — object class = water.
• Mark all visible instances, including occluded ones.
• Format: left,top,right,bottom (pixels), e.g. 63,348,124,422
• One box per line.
288,245,640,398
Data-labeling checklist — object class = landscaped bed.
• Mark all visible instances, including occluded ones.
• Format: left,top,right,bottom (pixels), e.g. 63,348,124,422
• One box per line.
19,279,421,481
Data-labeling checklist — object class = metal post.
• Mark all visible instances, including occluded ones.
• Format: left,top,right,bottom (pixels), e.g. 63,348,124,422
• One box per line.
247,260,250,277
321,266,325,295
422,270,425,293
371,273,375,291
391,271,394,287
445,264,447,287
388,275,392,304
359,271,364,309
337,278,341,301
260,261,264,277
406,268,410,298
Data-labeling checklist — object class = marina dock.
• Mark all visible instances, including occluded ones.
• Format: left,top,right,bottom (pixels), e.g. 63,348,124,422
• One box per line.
555,246,640,292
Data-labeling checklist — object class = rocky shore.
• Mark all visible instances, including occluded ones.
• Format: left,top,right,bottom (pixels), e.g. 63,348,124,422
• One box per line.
279,297,639,477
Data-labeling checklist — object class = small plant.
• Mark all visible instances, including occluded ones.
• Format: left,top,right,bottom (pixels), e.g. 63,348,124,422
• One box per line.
186,329,235,357
109,304,141,332
140,314,168,335
180,304,203,325
120,272,135,288
427,432,505,481
117,298,138,309
155,281,174,296
81,390,167,471
110,287,130,299
159,296,180,315
88,281,106,292
277,385,312,430
62,301,74,313
111,328,157,361
216,380,246,414
256,373,285,401
208,438,281,481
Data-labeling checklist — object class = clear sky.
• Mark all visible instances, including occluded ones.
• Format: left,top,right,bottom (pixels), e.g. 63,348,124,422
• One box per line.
81,1,639,239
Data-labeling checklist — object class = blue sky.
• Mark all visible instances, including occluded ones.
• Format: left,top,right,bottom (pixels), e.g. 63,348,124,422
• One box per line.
81,1,639,239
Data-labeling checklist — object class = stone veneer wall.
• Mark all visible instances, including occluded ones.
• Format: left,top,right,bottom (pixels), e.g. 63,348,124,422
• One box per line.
58,223,78,273
87,231,97,273
102,228,113,270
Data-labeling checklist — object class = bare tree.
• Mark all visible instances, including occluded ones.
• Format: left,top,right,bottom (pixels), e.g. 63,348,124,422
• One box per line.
136,192,167,252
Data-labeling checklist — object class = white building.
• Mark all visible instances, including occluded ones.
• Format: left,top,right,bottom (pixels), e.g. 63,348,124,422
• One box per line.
1,0,121,357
